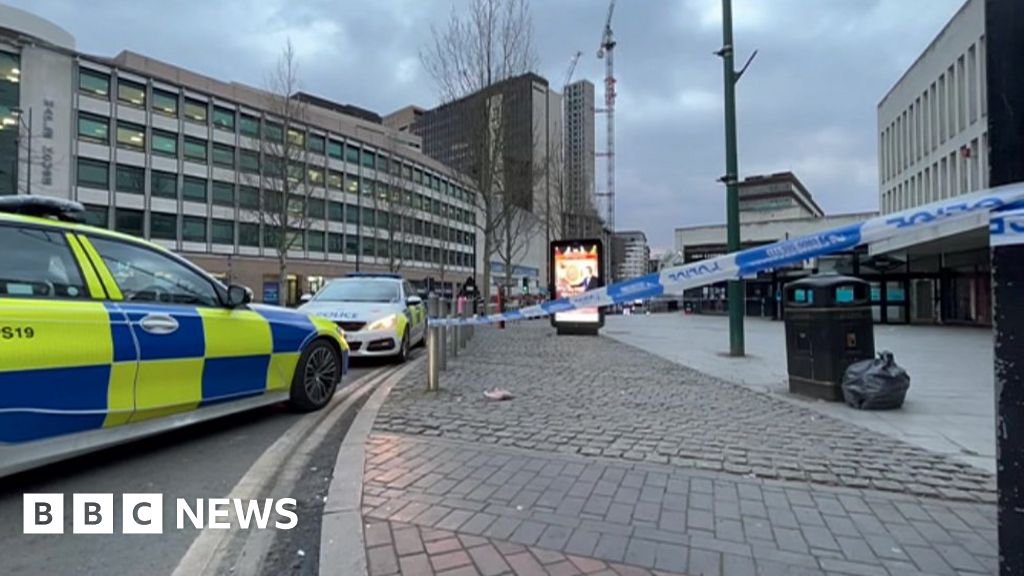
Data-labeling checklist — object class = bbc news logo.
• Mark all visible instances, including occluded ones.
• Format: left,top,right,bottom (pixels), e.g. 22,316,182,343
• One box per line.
23,494,298,534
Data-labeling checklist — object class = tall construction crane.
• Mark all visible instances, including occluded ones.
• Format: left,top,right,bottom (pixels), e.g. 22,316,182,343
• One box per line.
596,0,617,232
563,51,582,89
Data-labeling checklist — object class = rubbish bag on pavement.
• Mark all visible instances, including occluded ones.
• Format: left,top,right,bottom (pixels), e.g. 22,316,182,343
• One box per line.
842,351,910,410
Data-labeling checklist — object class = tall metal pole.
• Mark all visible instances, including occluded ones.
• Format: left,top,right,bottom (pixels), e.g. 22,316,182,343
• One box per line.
720,0,744,356
986,1,1024,573
26,108,32,196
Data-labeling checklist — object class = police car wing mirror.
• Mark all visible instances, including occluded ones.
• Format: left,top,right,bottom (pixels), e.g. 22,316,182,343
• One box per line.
300,293,313,303
406,295,423,306
227,284,253,307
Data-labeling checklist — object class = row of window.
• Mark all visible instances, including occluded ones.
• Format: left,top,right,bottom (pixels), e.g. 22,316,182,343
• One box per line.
76,158,476,246
881,36,986,184
81,205,473,267
78,66,472,203
881,135,985,214
75,155,475,227
76,115,474,224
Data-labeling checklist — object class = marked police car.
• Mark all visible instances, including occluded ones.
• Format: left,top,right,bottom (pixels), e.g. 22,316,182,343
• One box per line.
0,196,349,478
298,273,426,362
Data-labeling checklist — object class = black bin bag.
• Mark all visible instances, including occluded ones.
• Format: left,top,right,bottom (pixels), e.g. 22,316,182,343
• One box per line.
841,351,910,410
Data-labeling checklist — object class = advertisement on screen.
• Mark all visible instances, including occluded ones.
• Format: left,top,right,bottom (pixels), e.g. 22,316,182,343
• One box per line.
550,239,604,331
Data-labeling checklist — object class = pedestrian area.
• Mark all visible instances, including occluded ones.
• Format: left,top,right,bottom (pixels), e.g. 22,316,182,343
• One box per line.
601,314,995,472
358,322,998,575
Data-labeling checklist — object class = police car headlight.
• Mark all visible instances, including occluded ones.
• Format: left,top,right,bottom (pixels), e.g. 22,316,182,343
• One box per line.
367,314,398,331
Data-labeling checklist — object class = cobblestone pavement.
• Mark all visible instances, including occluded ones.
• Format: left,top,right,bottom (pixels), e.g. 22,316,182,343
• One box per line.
374,323,994,502
363,434,998,576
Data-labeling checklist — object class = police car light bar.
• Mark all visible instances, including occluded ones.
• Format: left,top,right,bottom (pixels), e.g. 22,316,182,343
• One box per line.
344,272,402,279
0,196,86,223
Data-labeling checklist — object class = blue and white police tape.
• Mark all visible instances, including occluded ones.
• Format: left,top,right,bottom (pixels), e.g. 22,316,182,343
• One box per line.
429,183,1024,327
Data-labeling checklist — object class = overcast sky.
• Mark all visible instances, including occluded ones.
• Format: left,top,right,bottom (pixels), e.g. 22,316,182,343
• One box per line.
15,0,965,252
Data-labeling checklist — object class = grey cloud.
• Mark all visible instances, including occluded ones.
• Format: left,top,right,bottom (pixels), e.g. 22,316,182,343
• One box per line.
15,0,965,252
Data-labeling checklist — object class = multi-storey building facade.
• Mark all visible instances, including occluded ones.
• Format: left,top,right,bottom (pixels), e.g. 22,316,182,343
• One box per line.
1,5,478,305
876,0,992,325
406,72,561,290
563,80,602,239
611,230,650,282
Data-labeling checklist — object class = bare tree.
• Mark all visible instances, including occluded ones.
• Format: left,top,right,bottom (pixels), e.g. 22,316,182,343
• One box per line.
494,202,540,296
380,135,414,273
421,0,538,308
243,41,313,305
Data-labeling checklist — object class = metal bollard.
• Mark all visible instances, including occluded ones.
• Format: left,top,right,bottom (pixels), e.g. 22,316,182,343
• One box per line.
460,304,469,349
427,293,440,391
450,299,459,359
438,298,448,371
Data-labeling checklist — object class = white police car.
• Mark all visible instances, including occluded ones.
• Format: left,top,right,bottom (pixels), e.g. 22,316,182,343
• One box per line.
299,273,426,362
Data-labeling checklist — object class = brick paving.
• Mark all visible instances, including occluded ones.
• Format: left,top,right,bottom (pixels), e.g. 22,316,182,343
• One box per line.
363,434,997,576
374,323,995,502
364,518,687,576
358,323,1000,575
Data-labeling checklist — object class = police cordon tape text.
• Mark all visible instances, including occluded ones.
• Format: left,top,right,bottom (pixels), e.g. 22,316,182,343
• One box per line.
428,183,1024,327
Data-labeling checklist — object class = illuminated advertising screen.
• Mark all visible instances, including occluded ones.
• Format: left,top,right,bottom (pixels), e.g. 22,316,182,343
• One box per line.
550,239,604,328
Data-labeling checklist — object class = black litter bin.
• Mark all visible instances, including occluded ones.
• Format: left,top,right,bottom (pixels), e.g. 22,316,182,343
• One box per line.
784,275,875,401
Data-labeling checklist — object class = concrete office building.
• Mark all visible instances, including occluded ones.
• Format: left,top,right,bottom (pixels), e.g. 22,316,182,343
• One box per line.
407,72,561,291
0,4,478,305
611,230,650,282
675,172,879,320
876,0,991,325
562,80,603,239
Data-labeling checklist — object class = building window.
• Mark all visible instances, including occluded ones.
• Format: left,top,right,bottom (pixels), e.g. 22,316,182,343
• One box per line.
212,143,234,168
83,204,109,228
151,171,178,198
346,203,359,225
361,151,375,169
308,167,325,186
150,212,177,240
362,207,375,228
213,106,235,131
184,137,207,163
115,164,145,194
308,134,326,154
968,45,978,125
240,186,259,209
153,88,178,116
345,144,360,164
115,208,144,236
288,128,305,147
77,158,109,189
329,201,344,222
77,113,109,144
240,114,260,138
240,149,260,173
240,222,260,247
362,236,375,257
152,130,178,157
117,79,146,107
345,235,358,255
265,122,283,143
957,55,966,133
304,197,323,220
183,176,207,203
184,98,207,123
328,170,343,190
212,219,234,245
328,140,343,159
116,122,145,150
79,69,110,98
328,232,343,253
212,181,234,206
183,216,207,242
308,230,325,252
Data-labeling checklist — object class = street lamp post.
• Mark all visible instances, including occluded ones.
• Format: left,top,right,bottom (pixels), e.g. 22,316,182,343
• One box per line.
716,0,756,357
12,107,32,195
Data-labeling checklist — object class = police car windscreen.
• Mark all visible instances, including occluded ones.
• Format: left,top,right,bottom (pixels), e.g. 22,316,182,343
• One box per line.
316,281,400,302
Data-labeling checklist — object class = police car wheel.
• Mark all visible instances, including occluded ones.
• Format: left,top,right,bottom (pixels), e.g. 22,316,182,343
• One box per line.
289,340,340,411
